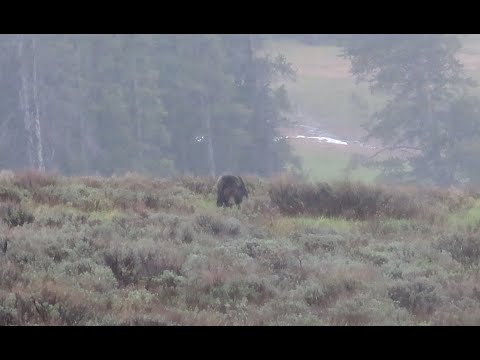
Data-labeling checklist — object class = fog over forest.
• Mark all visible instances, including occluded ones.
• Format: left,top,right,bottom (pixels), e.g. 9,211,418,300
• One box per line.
2,34,480,186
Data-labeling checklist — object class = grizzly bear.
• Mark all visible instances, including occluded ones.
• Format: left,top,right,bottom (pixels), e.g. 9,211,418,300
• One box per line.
216,174,249,208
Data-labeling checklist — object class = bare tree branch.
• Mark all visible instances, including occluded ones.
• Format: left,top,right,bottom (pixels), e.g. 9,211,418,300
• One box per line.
368,145,422,159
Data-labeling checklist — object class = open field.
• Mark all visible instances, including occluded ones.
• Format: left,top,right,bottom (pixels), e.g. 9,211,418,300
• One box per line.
289,140,380,183
2,170,480,325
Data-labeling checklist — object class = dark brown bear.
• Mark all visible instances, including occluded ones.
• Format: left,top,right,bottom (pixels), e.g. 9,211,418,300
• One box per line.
216,174,249,208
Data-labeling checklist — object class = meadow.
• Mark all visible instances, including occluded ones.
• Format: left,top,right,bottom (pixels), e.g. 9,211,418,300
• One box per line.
1,169,480,325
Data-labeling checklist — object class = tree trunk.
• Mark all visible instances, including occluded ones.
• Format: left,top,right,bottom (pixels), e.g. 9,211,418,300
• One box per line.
246,34,259,173
246,34,271,176
17,35,34,168
132,56,143,169
17,35,45,172
73,38,88,173
31,36,45,172
425,84,451,185
201,94,216,178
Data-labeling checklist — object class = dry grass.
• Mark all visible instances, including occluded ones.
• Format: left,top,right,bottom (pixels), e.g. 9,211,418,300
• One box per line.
1,170,480,325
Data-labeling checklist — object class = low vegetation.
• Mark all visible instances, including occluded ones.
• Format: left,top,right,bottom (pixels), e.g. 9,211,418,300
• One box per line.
1,169,480,326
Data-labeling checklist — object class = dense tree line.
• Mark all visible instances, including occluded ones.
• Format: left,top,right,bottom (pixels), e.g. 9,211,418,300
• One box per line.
0,34,298,177
3,34,480,187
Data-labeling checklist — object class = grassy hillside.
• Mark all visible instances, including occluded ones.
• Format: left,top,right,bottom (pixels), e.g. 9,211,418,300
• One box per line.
2,169,480,325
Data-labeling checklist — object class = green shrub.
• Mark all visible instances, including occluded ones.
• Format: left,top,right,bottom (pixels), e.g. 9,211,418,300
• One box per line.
268,178,464,221
0,185,24,203
437,231,480,267
195,213,242,237
177,222,196,243
388,278,441,316
179,176,216,196
146,270,186,303
304,278,358,308
103,241,184,287
14,169,59,190
142,193,160,209
28,282,92,325
184,279,273,312
270,178,411,219
1,203,34,227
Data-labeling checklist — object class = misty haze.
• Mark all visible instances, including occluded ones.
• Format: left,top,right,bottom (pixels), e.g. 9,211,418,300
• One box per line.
1,34,480,326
